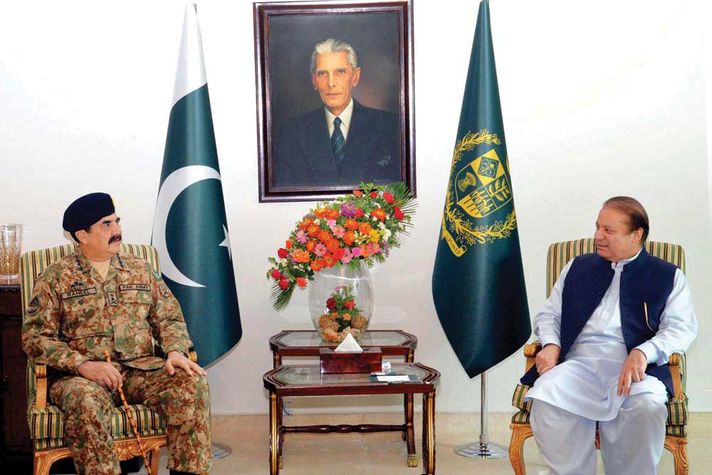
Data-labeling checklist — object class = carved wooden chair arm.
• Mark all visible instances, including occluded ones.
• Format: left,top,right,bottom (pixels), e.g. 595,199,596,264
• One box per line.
668,352,684,400
523,341,542,372
34,363,48,410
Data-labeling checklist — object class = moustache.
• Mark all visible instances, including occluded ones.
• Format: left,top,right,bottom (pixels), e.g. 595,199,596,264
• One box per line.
109,234,122,244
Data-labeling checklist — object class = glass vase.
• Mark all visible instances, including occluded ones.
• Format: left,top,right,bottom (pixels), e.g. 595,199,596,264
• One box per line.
308,260,374,343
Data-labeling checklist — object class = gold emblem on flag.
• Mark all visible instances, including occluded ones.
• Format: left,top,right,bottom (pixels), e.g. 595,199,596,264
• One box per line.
455,149,511,218
441,129,518,256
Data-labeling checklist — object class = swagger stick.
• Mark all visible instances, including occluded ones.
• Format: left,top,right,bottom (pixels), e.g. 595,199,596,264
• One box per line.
104,351,153,475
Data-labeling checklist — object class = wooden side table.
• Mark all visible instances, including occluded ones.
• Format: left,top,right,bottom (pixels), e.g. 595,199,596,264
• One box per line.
0,277,32,469
263,362,439,475
269,330,419,465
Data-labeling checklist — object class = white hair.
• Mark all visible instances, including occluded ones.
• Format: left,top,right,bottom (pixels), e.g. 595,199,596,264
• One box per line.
310,38,358,74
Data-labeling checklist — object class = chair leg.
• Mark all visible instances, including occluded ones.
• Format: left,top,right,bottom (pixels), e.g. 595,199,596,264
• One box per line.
34,448,72,475
509,424,533,475
664,436,688,475
149,446,162,475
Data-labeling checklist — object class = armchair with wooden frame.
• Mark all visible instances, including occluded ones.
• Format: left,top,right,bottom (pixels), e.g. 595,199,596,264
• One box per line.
20,243,169,475
508,238,689,475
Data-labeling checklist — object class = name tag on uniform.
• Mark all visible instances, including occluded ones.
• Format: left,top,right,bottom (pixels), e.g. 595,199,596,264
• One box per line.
61,288,97,300
118,284,151,292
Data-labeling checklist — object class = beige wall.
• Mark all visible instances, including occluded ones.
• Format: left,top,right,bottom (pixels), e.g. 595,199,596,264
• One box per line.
0,0,710,415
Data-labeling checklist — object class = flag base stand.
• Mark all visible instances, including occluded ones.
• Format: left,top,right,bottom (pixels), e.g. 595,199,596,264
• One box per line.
454,371,508,460
454,441,508,459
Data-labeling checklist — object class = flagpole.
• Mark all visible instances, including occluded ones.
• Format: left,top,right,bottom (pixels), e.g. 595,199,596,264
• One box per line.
455,371,508,459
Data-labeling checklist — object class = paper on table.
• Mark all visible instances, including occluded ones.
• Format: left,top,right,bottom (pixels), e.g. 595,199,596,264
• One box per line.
334,333,363,353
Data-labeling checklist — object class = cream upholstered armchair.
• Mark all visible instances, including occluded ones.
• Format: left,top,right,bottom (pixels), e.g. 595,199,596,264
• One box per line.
508,238,689,475
20,243,167,475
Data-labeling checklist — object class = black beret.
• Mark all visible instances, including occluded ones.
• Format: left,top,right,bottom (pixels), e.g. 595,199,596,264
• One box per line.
62,192,116,233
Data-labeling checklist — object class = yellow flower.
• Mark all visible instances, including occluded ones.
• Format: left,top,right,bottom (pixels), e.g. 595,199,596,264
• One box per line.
369,229,381,243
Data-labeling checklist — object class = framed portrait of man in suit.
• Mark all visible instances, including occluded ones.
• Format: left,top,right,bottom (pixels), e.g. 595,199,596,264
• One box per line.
254,0,415,202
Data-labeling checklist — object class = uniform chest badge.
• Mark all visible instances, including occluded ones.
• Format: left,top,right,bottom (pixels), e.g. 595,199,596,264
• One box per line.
106,292,118,306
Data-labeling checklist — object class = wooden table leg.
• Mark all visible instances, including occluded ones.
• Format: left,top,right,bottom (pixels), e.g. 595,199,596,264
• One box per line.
405,394,417,466
422,391,436,475
269,392,280,475
277,396,284,468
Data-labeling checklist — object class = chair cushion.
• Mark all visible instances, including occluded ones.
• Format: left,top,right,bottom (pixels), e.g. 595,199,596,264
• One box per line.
510,383,688,436
29,403,166,451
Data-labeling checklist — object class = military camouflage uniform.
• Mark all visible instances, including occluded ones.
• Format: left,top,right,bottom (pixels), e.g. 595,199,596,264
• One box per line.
22,251,211,475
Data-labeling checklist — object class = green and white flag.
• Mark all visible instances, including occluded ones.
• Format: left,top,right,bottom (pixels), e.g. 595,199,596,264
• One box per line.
152,5,241,366
432,0,530,378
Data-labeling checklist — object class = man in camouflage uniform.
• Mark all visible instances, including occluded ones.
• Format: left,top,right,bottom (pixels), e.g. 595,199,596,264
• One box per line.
22,192,211,475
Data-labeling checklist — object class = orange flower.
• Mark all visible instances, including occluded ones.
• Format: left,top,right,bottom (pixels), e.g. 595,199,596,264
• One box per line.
299,218,314,230
314,208,327,218
291,249,311,263
305,240,317,252
307,224,320,237
353,189,364,197
323,255,335,267
285,239,293,249
344,219,359,231
370,208,386,221
359,244,371,258
296,277,308,288
317,229,332,243
310,259,324,272
342,231,355,246
325,208,340,220
358,222,372,235
326,239,340,253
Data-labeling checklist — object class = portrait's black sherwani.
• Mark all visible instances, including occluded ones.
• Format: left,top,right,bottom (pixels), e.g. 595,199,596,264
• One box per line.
274,100,401,187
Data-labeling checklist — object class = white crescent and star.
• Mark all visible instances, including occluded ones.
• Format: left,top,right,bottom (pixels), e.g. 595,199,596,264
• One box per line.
152,164,232,288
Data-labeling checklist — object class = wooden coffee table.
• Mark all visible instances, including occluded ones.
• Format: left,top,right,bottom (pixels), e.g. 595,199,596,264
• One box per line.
263,362,440,475
269,329,420,464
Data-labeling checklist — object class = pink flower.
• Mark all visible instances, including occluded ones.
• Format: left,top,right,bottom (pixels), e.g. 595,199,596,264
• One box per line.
340,248,353,264
326,219,337,230
332,225,345,239
351,247,362,258
314,243,327,257
369,243,381,255
296,230,307,244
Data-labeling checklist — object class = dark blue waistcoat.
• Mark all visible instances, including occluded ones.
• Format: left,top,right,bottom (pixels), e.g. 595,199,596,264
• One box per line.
521,248,677,397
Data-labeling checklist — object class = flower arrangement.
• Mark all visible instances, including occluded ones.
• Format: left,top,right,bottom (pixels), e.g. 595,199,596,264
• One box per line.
317,286,368,342
267,182,416,309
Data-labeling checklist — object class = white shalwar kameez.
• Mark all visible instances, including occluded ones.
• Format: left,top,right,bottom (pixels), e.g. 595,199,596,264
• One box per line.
525,250,697,475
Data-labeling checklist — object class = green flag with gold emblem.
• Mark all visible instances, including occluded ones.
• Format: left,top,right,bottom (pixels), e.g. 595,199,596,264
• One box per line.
432,0,530,378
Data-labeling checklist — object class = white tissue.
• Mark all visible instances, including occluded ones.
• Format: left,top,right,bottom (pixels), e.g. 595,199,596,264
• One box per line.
334,333,363,353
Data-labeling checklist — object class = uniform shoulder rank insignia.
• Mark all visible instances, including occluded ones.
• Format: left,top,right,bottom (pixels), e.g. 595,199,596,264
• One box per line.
441,129,518,256
159,283,171,298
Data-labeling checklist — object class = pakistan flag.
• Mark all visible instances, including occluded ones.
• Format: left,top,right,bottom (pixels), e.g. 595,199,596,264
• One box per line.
432,0,530,378
152,5,242,366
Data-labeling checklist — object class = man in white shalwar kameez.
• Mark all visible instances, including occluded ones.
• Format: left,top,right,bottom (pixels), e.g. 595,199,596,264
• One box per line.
522,197,697,475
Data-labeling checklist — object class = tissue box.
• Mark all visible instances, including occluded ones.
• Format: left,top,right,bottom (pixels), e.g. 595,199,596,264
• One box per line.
320,347,382,374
